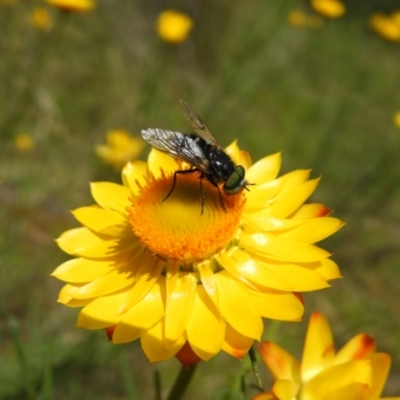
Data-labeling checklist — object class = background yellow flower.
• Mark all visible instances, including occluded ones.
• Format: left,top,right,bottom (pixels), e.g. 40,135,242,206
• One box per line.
254,312,400,400
155,10,193,44
95,129,145,170
369,12,400,42
14,133,34,151
310,0,346,18
28,7,53,31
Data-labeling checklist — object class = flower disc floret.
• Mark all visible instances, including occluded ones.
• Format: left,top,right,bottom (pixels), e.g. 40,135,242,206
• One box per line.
128,170,244,263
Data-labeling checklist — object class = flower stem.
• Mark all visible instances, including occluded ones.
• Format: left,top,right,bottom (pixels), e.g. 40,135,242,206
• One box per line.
166,363,198,400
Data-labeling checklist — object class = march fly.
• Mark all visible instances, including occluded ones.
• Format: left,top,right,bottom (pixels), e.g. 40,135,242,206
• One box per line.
141,100,249,214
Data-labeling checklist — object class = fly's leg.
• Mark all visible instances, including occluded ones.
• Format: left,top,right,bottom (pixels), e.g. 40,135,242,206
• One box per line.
164,168,200,201
207,178,228,213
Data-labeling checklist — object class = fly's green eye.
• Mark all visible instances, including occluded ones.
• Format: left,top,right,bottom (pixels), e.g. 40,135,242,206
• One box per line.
223,165,246,194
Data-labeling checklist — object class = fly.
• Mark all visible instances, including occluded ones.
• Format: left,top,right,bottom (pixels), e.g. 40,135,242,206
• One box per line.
141,99,250,214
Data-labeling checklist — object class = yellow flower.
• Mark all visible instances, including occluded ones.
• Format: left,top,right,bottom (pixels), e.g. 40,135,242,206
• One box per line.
52,138,343,364
45,0,95,13
369,12,400,42
310,0,346,19
155,10,193,44
394,111,400,129
95,130,145,171
14,133,34,151
254,312,400,400
28,7,53,31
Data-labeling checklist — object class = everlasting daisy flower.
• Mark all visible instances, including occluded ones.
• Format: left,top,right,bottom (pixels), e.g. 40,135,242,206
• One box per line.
52,110,343,364
45,0,95,13
95,130,145,171
369,12,400,42
310,0,346,19
394,111,400,129
155,10,193,44
28,7,53,31
14,133,34,152
254,312,400,400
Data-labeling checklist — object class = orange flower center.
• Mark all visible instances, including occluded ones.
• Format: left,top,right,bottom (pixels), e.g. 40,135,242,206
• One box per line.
128,171,245,263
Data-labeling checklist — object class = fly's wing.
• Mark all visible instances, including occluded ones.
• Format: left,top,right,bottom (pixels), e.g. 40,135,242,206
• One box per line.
179,100,222,148
141,128,210,172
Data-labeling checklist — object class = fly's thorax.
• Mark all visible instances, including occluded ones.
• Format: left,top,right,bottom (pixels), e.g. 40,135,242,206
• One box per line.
207,148,236,181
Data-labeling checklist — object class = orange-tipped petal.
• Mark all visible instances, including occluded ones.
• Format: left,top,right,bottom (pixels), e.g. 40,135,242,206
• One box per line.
222,324,254,359
259,341,301,382
335,334,376,364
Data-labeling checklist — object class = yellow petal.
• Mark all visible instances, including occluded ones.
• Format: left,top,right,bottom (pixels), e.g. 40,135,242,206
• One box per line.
301,312,335,382
51,258,114,283
90,182,131,214
242,214,308,233
246,152,282,184
147,148,178,178
141,321,186,363
245,179,284,212
68,267,134,300
187,285,225,361
246,170,309,212
57,284,92,307
369,353,391,399
56,227,137,257
72,206,130,236
197,259,218,302
259,341,301,381
250,289,304,321
277,217,344,244
69,251,156,300
319,382,371,400
273,380,300,400
264,178,320,219
217,247,329,292
112,276,166,344
215,271,263,340
224,140,241,162
303,360,372,398
77,290,130,329
224,140,252,169
280,169,312,190
121,161,148,195
222,323,254,359
117,255,164,314
239,231,331,263
164,272,197,343
310,258,342,281
335,334,376,364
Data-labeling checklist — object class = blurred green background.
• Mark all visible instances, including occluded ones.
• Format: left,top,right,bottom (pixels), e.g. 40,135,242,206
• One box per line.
1,0,400,399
